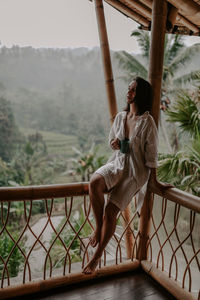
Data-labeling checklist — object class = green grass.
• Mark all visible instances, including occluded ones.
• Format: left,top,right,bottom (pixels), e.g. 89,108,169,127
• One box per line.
20,127,79,158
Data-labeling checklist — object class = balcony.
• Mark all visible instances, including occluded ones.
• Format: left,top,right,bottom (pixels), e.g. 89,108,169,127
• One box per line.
0,182,199,299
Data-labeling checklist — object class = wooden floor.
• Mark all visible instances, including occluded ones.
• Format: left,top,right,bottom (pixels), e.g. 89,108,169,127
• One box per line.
16,270,177,300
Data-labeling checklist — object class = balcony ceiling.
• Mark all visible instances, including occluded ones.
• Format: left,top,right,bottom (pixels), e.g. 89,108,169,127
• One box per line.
104,0,200,36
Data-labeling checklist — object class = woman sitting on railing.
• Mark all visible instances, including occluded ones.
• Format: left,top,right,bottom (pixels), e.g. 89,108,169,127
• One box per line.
83,77,173,274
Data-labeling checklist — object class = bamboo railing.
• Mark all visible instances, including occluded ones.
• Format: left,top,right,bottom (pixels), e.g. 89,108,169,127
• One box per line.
0,182,199,299
0,183,140,299
142,184,200,300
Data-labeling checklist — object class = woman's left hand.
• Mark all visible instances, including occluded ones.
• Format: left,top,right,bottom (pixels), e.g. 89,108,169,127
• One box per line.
154,180,174,191
148,168,174,191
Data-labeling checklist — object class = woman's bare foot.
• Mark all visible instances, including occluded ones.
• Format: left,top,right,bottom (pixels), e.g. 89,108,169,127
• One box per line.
82,257,100,274
89,230,101,247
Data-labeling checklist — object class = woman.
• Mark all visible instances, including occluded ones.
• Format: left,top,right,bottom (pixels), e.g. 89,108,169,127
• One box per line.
83,77,172,274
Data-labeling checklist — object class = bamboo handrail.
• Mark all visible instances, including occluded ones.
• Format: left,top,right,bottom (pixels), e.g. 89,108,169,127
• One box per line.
148,182,200,213
0,182,199,212
0,182,89,201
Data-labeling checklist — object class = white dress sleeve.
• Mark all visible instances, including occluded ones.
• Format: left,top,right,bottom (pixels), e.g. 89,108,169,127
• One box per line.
144,116,158,168
108,113,120,148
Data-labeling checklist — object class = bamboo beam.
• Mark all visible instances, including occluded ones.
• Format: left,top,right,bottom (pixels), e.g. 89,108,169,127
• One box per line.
167,5,178,30
141,260,197,300
138,0,199,34
122,0,152,19
176,14,199,33
0,260,140,299
94,0,118,122
148,0,168,125
167,0,200,20
105,0,150,28
139,0,152,9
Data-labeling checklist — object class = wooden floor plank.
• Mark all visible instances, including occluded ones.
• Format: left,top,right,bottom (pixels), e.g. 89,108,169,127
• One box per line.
14,271,177,300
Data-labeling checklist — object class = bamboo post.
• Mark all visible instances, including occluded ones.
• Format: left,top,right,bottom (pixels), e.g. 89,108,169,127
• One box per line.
137,0,167,261
94,0,117,122
122,202,134,259
94,0,134,259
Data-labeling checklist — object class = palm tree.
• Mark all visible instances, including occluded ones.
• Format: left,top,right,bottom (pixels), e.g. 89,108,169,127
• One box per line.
158,83,200,196
115,30,200,92
115,31,200,152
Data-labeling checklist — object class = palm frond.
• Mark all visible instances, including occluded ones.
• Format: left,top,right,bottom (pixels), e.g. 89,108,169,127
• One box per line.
169,43,200,75
164,34,185,66
131,30,150,59
173,70,200,86
114,51,148,81
166,92,200,138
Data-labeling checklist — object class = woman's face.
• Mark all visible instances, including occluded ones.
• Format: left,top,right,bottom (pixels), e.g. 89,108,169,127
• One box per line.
126,81,137,104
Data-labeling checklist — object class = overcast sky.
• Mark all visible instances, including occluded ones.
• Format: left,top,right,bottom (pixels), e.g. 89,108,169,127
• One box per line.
0,0,199,53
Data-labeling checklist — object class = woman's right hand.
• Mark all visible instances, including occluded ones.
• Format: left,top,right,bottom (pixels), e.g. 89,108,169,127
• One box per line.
110,138,120,150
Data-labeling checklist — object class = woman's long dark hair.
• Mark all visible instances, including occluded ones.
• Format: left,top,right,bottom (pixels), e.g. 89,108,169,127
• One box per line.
124,77,153,115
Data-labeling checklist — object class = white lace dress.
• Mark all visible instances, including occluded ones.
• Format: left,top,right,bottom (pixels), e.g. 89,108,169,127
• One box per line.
95,111,158,211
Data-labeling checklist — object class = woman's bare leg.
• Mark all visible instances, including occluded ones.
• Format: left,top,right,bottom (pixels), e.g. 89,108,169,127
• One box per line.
89,174,108,247
83,202,120,274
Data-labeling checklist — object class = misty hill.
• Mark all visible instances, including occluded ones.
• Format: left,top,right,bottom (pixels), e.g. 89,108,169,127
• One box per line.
0,45,199,146
0,46,128,144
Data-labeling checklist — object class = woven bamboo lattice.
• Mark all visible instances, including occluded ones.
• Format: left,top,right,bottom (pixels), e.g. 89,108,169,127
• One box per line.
0,184,139,289
146,193,200,298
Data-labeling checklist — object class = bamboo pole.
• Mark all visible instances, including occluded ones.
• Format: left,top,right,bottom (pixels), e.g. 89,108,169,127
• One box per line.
148,0,168,126
94,0,117,122
141,260,197,300
137,190,154,261
94,0,134,259
0,260,140,299
137,0,168,261
122,202,134,259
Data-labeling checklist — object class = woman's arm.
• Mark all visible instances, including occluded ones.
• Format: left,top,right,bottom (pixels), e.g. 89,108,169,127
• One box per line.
149,168,174,190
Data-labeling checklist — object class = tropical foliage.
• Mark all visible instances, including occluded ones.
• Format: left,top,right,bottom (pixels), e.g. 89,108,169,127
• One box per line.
49,207,92,268
0,97,22,162
0,230,26,278
68,144,107,181
158,83,200,196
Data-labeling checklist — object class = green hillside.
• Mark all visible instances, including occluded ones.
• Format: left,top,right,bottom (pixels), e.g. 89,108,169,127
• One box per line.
20,127,78,158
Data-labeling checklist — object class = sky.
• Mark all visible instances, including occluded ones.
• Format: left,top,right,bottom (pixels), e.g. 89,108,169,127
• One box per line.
0,0,199,53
